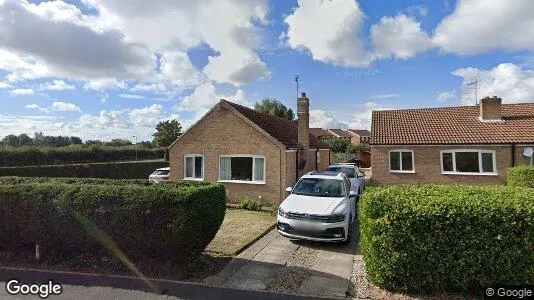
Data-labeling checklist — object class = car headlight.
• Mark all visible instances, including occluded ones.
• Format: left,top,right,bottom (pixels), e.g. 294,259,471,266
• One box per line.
278,207,288,218
327,202,347,223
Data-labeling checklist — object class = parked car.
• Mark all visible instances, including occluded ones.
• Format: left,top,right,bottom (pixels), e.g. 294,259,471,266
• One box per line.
148,167,171,183
326,164,365,195
277,171,358,244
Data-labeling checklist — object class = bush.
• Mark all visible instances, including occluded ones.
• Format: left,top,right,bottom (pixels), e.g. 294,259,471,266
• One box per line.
239,199,263,211
0,161,168,179
359,185,534,293
0,181,226,261
0,176,209,187
508,166,534,188
0,146,166,167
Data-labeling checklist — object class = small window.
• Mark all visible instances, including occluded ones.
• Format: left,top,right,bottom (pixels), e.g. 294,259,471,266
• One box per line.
184,155,204,180
441,150,496,175
219,155,266,184
389,150,414,172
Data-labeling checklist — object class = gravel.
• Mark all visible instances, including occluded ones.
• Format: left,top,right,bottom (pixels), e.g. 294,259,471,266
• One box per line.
264,244,318,294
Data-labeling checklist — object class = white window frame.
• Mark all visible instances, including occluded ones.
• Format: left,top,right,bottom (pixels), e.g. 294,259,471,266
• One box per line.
218,155,266,185
440,149,497,176
389,149,415,173
184,154,205,181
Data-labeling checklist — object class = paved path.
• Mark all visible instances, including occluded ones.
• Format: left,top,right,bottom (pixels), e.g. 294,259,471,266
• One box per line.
205,226,359,299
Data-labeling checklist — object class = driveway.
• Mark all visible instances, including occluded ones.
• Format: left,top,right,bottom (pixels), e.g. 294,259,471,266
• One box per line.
205,225,360,299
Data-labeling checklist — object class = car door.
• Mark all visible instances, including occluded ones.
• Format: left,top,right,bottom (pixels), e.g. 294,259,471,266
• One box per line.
343,176,355,220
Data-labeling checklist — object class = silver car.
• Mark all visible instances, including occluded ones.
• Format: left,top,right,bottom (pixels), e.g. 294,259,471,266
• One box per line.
148,167,171,183
326,164,365,196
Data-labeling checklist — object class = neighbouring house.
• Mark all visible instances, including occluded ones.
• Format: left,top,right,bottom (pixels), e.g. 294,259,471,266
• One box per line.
370,96,534,185
168,93,331,205
327,129,352,142
346,129,371,145
309,128,336,141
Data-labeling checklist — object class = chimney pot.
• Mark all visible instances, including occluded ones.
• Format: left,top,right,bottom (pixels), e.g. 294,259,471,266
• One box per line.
301,92,306,97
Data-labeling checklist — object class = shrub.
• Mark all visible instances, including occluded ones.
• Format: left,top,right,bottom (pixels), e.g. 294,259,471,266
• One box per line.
0,146,166,167
0,181,226,261
239,199,263,211
507,166,534,188
359,185,534,293
0,161,168,179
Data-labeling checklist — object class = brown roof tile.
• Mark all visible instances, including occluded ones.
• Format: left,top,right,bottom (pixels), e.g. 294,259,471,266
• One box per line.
348,129,371,136
224,100,322,149
309,128,335,138
371,103,534,145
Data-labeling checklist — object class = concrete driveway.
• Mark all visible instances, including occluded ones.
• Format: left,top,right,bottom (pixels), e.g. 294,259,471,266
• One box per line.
205,225,360,299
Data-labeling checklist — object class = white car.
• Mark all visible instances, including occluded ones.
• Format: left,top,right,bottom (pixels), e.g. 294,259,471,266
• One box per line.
277,171,358,244
148,167,171,183
326,164,365,196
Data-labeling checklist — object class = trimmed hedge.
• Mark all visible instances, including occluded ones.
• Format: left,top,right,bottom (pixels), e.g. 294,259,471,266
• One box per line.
0,146,166,167
0,177,208,187
360,185,534,293
0,161,168,179
508,166,534,187
0,181,226,261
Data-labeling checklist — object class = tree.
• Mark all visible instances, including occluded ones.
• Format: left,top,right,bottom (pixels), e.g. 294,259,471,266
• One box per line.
324,138,350,153
17,134,33,146
2,134,20,147
152,119,182,148
69,136,83,145
254,98,294,120
348,143,371,154
106,139,133,147
85,140,103,146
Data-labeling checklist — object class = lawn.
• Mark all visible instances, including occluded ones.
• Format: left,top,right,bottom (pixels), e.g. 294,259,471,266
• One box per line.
205,209,277,256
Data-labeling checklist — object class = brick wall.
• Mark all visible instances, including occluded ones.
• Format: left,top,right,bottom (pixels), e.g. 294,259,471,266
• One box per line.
514,145,534,166
371,145,513,185
317,149,331,171
169,106,286,205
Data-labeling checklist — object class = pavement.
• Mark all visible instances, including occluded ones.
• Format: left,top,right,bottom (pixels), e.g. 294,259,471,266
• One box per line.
204,226,360,299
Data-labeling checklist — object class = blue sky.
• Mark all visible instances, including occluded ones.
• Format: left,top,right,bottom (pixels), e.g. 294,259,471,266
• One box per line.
1,0,534,141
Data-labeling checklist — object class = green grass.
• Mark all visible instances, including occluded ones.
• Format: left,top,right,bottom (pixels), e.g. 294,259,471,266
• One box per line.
205,209,276,255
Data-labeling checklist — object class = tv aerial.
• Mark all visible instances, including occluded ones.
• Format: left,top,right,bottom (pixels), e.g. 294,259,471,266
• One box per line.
523,147,533,166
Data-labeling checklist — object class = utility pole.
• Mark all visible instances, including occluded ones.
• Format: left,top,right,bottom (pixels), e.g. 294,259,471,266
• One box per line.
132,136,138,161
467,78,479,104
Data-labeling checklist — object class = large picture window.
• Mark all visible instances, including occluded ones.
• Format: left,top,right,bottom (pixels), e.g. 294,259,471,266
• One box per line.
184,155,204,180
440,150,497,175
219,155,265,184
389,150,414,172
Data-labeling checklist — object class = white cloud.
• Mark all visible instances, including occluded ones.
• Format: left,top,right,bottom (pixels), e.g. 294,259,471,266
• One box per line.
40,79,75,91
348,101,393,130
0,1,155,82
83,78,127,91
25,104,49,113
371,14,432,60
178,82,249,119
370,94,400,100
10,88,34,96
283,0,371,67
452,63,534,105
0,81,13,89
434,0,534,54
130,104,165,127
437,91,457,103
309,110,348,129
52,101,82,112
118,94,146,99
100,96,108,103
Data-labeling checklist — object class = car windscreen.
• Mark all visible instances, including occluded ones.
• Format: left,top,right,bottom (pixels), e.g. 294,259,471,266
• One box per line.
152,170,170,175
293,178,344,197
327,166,356,178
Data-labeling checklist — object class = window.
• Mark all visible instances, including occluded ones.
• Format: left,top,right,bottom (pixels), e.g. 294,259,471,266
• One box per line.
440,150,497,175
184,155,204,180
293,178,344,197
219,155,265,184
389,150,414,172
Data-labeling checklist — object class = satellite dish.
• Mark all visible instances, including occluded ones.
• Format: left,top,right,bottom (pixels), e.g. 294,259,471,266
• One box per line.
523,147,534,158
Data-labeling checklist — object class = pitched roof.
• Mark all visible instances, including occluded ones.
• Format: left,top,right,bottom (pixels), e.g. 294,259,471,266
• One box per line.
223,100,323,149
328,129,352,138
348,129,371,136
309,128,335,138
371,103,534,145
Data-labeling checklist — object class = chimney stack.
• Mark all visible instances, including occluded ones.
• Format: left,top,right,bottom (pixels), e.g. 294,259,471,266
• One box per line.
479,96,502,121
297,92,310,173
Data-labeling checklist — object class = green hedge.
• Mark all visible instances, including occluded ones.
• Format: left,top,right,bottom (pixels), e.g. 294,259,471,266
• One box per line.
0,161,168,179
0,181,226,261
0,146,166,167
360,185,534,293
0,177,209,187
508,166,534,187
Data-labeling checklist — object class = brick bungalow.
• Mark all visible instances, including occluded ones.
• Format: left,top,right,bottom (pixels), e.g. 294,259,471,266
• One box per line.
371,96,534,185
168,93,330,205
346,129,371,145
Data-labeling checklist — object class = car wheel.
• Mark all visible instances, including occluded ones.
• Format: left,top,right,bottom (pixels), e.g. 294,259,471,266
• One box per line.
341,215,353,245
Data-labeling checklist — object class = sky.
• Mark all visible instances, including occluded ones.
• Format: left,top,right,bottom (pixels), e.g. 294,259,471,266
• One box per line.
1,0,534,142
